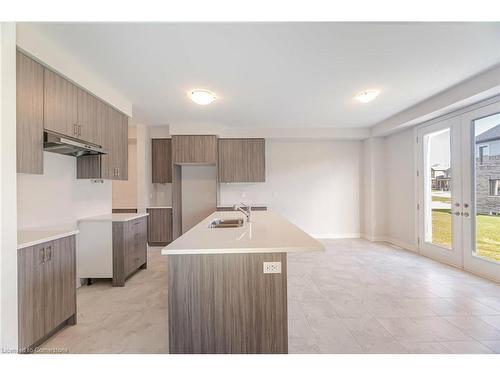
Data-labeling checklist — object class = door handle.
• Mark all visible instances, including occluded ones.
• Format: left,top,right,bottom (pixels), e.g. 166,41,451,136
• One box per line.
39,247,45,264
453,211,461,216
462,212,470,217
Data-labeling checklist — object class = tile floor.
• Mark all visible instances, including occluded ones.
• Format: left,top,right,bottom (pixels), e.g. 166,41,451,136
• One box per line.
40,239,500,354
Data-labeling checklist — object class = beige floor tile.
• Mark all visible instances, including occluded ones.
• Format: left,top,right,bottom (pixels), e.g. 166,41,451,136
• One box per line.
443,315,500,341
37,240,500,354
439,341,494,354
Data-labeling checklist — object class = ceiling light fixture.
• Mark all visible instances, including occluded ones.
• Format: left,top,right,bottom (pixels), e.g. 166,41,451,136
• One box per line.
355,89,380,103
188,89,217,105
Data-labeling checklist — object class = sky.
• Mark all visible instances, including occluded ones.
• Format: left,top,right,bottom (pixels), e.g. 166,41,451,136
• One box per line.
427,112,500,169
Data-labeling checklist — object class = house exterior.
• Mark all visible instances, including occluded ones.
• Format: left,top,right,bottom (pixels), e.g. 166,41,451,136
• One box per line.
431,167,451,191
476,124,500,215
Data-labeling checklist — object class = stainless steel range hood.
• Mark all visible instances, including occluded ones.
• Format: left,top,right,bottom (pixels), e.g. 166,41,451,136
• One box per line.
44,130,107,157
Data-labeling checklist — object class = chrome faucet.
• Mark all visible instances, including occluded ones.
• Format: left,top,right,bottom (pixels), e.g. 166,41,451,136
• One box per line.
233,202,251,222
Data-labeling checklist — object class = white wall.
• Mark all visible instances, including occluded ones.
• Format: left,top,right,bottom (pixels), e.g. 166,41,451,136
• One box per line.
17,153,112,230
361,137,386,240
112,140,138,209
0,22,18,352
219,139,362,238
383,128,418,250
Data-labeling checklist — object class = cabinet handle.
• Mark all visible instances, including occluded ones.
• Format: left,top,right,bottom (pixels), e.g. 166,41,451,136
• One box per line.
39,247,45,264
73,124,79,135
116,168,120,177
46,245,52,262
78,125,82,137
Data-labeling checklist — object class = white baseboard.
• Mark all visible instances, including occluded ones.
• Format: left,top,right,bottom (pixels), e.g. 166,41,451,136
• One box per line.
312,233,361,239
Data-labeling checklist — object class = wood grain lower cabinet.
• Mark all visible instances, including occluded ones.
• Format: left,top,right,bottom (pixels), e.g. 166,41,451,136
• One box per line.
218,138,265,182
146,208,172,246
152,138,172,183
172,135,217,164
112,217,147,287
18,235,76,352
16,51,44,174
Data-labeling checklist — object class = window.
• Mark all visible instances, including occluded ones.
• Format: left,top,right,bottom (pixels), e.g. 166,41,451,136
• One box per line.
490,179,500,196
479,145,489,164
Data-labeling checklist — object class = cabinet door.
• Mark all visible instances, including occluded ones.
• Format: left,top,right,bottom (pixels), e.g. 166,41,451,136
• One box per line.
44,68,78,137
218,138,265,182
18,245,45,350
152,139,172,183
117,113,129,180
105,107,128,180
16,51,44,174
44,237,76,334
77,89,100,144
172,135,217,164
147,208,172,244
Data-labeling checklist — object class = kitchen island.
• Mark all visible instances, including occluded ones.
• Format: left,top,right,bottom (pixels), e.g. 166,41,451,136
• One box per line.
161,210,324,354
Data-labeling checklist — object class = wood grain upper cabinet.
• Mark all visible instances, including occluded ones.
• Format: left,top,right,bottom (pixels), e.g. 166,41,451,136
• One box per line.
172,135,217,164
16,51,44,174
77,88,100,145
107,107,128,180
44,68,79,137
218,138,265,182
152,139,172,183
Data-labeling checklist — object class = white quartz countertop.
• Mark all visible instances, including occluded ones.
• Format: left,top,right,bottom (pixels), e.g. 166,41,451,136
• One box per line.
18,229,79,250
78,213,149,223
161,211,324,255
148,206,172,209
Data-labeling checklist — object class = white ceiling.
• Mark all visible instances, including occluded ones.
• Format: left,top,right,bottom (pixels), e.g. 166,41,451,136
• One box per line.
25,22,500,128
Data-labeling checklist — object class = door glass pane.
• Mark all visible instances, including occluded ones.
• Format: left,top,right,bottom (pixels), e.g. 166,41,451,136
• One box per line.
473,113,500,263
423,128,452,248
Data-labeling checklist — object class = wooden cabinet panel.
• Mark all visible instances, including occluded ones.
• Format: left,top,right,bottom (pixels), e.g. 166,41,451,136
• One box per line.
44,236,76,334
112,217,147,286
147,208,172,245
152,138,172,183
18,245,45,350
172,135,217,164
105,107,128,180
44,68,78,137
218,138,265,182
77,103,128,181
77,89,100,144
16,51,44,174
18,236,76,351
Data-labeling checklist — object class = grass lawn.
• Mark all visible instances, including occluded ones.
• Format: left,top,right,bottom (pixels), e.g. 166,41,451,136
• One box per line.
431,195,452,204
432,209,500,262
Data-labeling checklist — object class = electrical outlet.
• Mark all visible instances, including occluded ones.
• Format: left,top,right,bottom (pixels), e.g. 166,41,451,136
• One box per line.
263,261,281,274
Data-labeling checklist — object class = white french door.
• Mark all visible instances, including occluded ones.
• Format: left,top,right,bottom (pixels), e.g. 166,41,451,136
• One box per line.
418,101,500,283
461,101,500,282
418,117,463,268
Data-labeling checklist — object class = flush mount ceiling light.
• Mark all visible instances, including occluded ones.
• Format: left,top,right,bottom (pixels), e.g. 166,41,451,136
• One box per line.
188,89,217,105
355,89,380,103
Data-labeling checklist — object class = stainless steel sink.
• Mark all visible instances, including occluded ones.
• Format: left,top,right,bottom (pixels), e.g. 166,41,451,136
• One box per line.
208,218,244,228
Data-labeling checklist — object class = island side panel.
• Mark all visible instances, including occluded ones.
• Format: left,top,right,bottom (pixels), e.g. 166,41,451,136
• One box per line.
168,252,288,354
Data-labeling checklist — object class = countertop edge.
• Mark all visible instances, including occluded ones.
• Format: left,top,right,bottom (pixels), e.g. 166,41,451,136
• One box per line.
18,230,80,250
78,213,149,223
161,244,325,256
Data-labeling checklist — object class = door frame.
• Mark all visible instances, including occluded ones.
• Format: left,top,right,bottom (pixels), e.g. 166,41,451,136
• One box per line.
461,101,500,283
417,116,463,268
